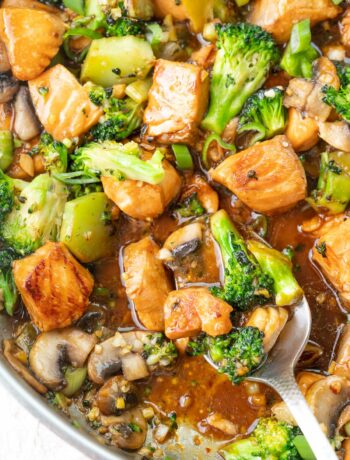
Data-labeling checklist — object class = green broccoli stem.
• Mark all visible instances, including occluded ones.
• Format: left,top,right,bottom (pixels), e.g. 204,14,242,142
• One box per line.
307,151,350,214
221,437,259,459
202,62,268,134
210,209,246,267
74,142,165,185
0,270,17,315
247,240,303,306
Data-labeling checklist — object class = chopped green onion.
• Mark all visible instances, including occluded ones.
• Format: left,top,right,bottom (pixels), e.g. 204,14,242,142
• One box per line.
63,0,85,15
202,133,236,169
62,367,87,397
281,20,319,79
290,19,312,54
54,171,101,185
293,435,316,460
172,144,193,170
234,0,250,5
146,23,165,46
0,130,13,171
64,27,102,40
332,0,343,4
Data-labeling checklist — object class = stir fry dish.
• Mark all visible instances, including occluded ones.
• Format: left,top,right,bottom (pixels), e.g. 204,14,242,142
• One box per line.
3,0,350,458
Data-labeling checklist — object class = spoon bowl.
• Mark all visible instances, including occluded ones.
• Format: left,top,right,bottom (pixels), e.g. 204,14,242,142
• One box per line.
206,296,338,460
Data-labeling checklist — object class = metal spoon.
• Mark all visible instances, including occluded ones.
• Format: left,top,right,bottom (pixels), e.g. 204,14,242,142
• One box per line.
206,296,338,460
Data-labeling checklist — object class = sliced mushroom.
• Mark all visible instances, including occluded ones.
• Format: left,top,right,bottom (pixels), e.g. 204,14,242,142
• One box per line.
333,324,350,379
14,86,40,141
318,121,350,152
306,375,350,436
337,404,350,437
101,407,147,450
271,372,325,426
159,222,203,262
3,339,47,394
96,376,138,416
88,331,150,385
0,74,19,103
29,328,97,389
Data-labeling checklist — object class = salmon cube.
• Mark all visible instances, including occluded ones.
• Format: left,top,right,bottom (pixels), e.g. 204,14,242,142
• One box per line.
164,287,232,340
249,0,341,44
210,135,307,215
312,215,350,306
143,59,209,145
0,8,65,81
102,159,181,220
28,64,103,141
13,242,94,331
123,237,173,331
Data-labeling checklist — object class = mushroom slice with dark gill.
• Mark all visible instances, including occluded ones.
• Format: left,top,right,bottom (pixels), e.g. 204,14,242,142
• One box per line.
96,375,138,416
100,407,147,450
0,73,18,103
13,86,40,141
3,339,47,394
88,331,150,385
306,375,350,437
158,222,204,262
332,324,350,379
29,327,97,389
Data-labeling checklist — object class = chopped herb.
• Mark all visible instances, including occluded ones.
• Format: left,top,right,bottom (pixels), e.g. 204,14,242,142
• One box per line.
247,170,258,180
327,160,343,175
38,86,49,96
128,422,142,433
315,241,327,258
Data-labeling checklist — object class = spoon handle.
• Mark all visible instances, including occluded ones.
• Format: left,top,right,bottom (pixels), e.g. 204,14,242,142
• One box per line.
271,373,337,460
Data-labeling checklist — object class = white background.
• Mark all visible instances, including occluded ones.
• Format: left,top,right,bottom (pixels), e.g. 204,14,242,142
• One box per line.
0,383,89,460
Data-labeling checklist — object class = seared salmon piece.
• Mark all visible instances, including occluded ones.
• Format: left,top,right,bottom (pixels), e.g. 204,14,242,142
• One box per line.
1,0,61,12
312,215,350,306
0,8,65,81
249,0,341,43
13,242,94,331
123,237,173,331
164,287,232,340
210,135,307,215
143,59,209,145
102,160,181,220
29,64,102,141
342,9,350,49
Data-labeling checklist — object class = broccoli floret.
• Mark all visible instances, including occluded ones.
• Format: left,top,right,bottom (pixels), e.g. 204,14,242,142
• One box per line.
0,171,15,224
62,140,165,185
221,418,303,460
323,64,350,123
142,333,178,368
0,170,27,224
0,174,68,255
210,210,274,310
238,88,287,145
307,151,350,215
188,327,265,384
0,247,19,315
176,193,205,218
88,86,108,106
31,132,68,174
247,240,303,307
105,15,145,37
89,87,143,142
201,23,279,135
281,20,319,79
